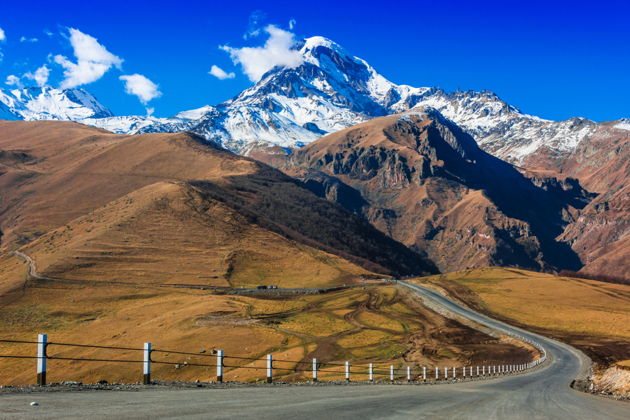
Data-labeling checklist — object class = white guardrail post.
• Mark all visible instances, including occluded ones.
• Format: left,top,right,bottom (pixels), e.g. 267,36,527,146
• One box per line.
216,349,223,383
390,365,394,382
267,354,273,383
143,342,151,385
444,367,448,380
423,366,427,381
435,367,439,380
369,363,374,382
407,366,411,382
452,367,456,379
37,333,47,386
313,358,318,382
345,361,350,382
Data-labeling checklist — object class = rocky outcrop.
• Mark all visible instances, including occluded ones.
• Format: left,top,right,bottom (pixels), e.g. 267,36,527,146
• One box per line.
283,110,590,273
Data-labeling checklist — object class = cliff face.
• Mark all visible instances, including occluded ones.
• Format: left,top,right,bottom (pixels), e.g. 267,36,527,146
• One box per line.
284,111,590,273
524,123,630,278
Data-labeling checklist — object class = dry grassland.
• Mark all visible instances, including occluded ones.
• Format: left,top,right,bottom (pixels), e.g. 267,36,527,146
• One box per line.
411,267,630,366
0,268,531,385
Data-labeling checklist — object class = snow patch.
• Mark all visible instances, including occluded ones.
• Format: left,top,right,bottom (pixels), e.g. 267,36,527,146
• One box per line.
614,120,630,131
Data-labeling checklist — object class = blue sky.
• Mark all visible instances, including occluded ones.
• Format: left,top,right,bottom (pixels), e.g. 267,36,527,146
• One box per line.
0,0,628,121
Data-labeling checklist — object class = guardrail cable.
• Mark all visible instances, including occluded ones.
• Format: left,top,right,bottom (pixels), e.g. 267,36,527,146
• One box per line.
2,334,546,384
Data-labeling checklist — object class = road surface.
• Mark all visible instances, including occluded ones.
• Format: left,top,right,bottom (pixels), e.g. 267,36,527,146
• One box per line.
1,281,628,419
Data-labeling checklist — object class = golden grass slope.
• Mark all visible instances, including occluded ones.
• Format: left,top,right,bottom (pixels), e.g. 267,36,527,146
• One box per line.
0,121,256,248
21,181,367,288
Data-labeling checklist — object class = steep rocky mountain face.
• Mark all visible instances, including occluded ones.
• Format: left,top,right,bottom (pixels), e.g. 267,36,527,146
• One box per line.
282,110,591,273
0,120,436,278
550,123,630,278
2,37,626,180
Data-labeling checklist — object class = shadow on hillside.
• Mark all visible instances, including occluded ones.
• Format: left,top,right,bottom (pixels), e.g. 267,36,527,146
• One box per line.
425,118,586,271
189,166,438,277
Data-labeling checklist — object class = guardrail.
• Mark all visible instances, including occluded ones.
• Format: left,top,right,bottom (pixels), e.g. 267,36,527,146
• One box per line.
0,333,547,386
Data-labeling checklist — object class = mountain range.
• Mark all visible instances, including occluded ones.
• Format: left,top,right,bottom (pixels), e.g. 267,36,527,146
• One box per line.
0,35,627,277
3,37,628,164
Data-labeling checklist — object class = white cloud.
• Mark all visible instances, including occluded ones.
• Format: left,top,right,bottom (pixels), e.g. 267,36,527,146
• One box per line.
119,73,161,104
54,28,123,89
20,36,38,43
5,75,21,87
221,25,303,82
24,65,50,87
44,29,54,37
289,19,296,30
209,65,235,80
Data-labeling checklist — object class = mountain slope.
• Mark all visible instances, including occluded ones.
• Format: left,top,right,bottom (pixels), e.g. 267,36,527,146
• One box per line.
0,120,436,279
552,123,630,277
282,110,590,272
20,181,373,288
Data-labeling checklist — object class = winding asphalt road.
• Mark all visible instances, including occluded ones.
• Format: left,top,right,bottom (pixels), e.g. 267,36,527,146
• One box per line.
1,281,628,419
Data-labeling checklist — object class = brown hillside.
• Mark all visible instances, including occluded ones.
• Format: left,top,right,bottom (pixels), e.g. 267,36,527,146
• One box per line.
21,181,368,288
0,120,436,278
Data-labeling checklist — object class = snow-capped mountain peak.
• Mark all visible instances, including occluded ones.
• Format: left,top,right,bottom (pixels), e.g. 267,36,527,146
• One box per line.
0,86,113,121
300,36,349,62
174,105,216,120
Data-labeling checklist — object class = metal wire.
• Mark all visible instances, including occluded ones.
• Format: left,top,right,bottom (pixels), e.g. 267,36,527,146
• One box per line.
0,355,41,359
225,355,374,368
48,342,143,352
151,349,215,358
47,356,143,363
0,339,41,345
152,360,215,368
